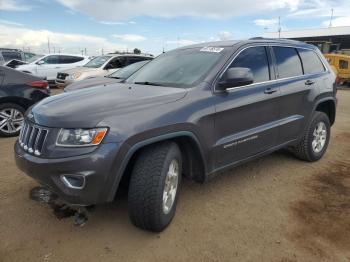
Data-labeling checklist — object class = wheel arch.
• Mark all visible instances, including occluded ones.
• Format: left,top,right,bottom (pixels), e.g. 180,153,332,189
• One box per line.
313,98,336,126
108,131,207,201
0,96,34,110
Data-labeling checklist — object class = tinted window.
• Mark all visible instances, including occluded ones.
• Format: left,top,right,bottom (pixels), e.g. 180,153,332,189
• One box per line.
2,51,22,61
273,47,303,78
339,59,348,69
60,56,84,64
228,46,270,84
127,57,150,65
298,49,325,74
106,57,126,69
42,55,60,64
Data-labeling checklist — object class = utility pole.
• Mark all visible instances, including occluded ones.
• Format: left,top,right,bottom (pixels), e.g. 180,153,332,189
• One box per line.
47,37,51,54
329,8,334,27
278,16,281,38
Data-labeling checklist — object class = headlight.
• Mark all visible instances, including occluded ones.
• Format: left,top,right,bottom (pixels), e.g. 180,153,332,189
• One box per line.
67,72,82,80
56,128,108,147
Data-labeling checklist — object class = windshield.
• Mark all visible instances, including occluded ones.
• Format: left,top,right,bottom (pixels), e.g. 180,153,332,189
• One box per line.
127,48,226,88
108,60,150,79
28,55,44,63
84,56,111,68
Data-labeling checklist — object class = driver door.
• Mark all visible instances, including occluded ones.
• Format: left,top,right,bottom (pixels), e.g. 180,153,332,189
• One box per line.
214,46,280,168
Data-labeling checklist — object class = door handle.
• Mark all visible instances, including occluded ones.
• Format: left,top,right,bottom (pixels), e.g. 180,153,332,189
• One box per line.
305,80,315,86
264,87,277,94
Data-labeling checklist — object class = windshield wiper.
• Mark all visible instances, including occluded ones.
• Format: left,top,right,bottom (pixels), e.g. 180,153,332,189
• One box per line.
108,76,121,79
134,81,164,86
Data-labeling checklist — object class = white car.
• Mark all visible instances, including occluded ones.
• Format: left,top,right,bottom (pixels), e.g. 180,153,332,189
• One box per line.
16,54,90,84
55,54,153,87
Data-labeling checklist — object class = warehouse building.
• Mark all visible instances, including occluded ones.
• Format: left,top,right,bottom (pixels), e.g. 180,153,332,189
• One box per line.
263,26,350,54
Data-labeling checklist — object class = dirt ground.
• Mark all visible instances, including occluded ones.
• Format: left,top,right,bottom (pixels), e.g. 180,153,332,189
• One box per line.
1,89,350,262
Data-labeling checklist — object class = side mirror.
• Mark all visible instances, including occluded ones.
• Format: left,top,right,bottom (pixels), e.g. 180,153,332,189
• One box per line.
217,67,254,91
36,60,45,65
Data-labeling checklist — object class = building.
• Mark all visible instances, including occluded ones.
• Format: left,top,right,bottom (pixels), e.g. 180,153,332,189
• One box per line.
263,26,350,54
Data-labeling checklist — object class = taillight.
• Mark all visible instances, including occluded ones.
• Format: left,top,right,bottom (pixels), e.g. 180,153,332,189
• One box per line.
335,76,341,85
27,80,49,89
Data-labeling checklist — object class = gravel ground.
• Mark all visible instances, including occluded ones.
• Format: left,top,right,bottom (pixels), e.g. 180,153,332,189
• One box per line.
0,89,349,262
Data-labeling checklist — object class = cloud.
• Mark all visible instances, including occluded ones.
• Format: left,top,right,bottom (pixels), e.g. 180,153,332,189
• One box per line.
289,0,350,18
0,23,127,55
99,21,126,25
98,20,137,25
0,0,32,11
56,0,300,20
166,39,198,46
113,34,146,42
0,19,23,26
217,31,233,40
254,18,278,27
322,16,350,27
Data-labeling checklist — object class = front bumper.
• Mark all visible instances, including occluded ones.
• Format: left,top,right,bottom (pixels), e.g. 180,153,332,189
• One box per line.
15,141,121,206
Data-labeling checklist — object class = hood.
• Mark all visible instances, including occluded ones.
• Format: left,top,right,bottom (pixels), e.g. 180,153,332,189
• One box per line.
31,83,187,128
64,76,120,92
61,67,102,75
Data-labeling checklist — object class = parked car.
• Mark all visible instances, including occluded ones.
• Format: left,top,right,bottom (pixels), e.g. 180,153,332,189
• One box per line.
4,54,44,69
0,48,25,65
56,54,153,88
15,39,337,232
324,53,350,86
64,60,151,92
16,54,90,85
0,66,49,137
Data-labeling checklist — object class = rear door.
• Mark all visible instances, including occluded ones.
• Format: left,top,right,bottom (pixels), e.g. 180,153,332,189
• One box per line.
271,46,324,144
214,45,280,168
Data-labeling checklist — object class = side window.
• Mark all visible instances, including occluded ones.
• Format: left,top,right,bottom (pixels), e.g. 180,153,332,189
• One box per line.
106,57,126,69
298,49,325,74
127,57,149,65
339,59,348,69
42,55,60,64
273,47,303,78
228,46,270,84
60,56,84,64
2,51,22,61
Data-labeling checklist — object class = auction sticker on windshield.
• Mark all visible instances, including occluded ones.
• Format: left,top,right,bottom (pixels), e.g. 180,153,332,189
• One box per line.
200,47,224,53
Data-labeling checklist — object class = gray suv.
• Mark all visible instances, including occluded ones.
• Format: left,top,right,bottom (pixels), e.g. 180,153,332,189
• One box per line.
15,39,337,232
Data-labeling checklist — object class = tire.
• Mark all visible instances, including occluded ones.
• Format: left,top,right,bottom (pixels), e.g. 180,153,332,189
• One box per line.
291,111,330,162
0,103,25,137
128,141,182,232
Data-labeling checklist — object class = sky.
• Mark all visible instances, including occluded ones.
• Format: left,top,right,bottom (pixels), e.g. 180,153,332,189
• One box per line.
0,0,350,55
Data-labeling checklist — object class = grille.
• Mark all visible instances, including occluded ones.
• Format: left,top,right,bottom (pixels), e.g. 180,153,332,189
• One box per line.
57,73,68,80
19,121,48,156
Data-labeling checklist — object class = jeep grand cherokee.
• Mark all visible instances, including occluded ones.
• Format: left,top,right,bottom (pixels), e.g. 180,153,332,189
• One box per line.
15,39,337,232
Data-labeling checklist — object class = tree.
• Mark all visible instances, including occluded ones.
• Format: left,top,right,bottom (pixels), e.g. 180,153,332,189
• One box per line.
133,48,141,54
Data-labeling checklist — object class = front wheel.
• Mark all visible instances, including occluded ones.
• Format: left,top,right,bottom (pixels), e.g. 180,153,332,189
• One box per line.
291,111,330,162
128,142,182,232
0,103,25,137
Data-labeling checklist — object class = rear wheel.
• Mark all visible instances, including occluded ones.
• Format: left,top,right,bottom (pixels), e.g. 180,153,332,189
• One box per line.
0,103,25,137
128,142,182,232
291,111,330,162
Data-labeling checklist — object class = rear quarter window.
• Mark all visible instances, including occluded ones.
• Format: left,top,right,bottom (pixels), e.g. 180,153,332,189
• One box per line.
60,56,84,64
273,47,303,79
298,49,325,74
